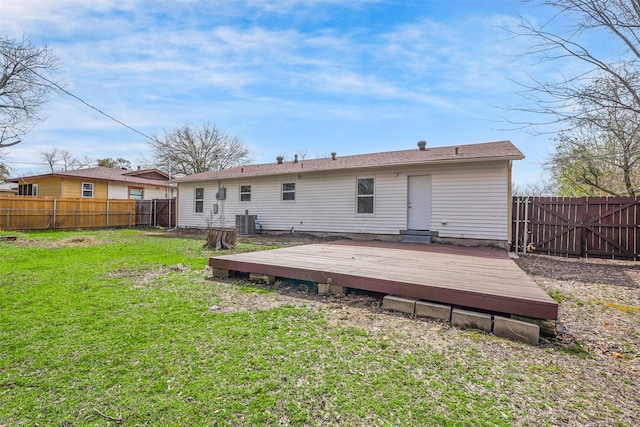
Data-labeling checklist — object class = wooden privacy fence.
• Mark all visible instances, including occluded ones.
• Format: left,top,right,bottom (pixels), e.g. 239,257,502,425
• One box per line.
0,196,136,230
512,196,640,260
135,199,176,227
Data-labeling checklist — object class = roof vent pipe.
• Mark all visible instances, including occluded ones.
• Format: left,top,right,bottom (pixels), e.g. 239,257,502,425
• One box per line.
454,147,459,155
331,152,337,160
277,156,284,164
417,140,427,151
294,154,298,163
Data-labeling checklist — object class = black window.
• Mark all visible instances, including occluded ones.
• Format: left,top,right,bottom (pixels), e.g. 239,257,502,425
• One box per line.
240,185,251,202
357,178,374,214
282,183,295,201
195,187,204,213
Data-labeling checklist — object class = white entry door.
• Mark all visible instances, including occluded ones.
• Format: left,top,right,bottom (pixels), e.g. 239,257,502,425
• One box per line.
407,175,432,230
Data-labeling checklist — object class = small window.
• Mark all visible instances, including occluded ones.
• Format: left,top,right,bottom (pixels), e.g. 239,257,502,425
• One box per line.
18,183,38,196
195,187,204,213
129,187,144,200
357,178,374,214
82,182,94,198
282,182,295,201
240,185,251,202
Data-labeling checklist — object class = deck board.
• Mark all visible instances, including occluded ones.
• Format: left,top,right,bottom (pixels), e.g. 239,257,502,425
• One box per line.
209,240,558,320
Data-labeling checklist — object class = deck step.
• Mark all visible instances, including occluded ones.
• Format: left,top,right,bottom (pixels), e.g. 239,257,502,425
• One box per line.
401,229,437,244
402,234,432,243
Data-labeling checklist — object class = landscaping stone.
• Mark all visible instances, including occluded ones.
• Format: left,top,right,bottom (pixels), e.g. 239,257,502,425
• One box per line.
451,308,492,332
249,273,275,284
494,316,540,345
211,268,230,277
415,301,451,321
317,283,331,295
329,284,346,296
382,295,417,315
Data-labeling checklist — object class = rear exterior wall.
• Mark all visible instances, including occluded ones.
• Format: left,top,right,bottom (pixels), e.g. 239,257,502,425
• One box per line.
177,160,511,241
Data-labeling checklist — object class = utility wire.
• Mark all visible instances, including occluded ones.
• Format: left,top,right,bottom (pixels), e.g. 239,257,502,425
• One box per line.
1,49,160,143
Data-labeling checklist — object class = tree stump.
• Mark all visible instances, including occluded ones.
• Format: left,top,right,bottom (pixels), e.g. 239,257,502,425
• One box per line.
204,228,237,250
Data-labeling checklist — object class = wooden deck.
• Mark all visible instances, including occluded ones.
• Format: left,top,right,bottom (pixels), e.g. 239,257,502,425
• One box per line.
209,240,558,320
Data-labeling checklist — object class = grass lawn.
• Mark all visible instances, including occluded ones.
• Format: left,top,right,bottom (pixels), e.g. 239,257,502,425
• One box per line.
0,229,637,426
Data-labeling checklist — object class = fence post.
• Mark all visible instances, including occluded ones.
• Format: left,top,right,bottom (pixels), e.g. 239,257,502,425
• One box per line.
5,208,9,231
523,196,529,251
75,209,79,229
514,197,521,254
53,198,57,230
106,200,110,228
128,210,132,228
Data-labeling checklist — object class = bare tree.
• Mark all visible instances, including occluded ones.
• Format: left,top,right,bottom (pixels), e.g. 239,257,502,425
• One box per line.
510,1,640,126
39,146,87,172
150,121,252,176
508,0,640,195
40,146,59,172
0,34,61,149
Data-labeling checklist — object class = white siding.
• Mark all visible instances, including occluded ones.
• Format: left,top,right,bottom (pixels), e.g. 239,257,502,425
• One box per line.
107,182,168,200
177,160,511,241
430,162,510,240
107,183,128,199
143,187,169,200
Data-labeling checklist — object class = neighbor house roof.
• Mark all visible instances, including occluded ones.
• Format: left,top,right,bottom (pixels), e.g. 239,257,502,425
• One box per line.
175,140,524,183
8,167,171,187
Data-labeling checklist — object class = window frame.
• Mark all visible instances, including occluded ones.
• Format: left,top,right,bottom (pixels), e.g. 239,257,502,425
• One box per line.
128,187,144,200
81,182,94,198
18,183,38,196
356,177,375,215
240,184,251,202
281,182,296,202
194,187,204,213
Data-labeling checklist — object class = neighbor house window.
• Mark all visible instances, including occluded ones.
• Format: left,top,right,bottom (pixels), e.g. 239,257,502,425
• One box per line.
82,182,94,198
282,182,295,201
18,183,38,196
129,187,144,200
240,185,251,202
195,187,204,213
357,178,374,214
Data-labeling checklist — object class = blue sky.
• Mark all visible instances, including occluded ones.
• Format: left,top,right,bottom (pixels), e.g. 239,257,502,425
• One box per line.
1,0,580,184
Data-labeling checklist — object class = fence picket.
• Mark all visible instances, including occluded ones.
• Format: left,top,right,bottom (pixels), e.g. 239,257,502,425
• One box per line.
512,196,639,260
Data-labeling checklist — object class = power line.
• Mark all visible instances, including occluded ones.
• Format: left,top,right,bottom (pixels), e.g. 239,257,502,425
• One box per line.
1,48,160,144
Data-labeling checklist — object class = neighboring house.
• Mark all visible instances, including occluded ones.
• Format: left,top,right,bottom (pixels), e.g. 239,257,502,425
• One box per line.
0,182,18,194
174,140,524,246
8,167,173,200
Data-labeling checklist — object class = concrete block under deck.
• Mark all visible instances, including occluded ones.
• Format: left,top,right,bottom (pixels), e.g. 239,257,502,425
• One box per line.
415,301,451,321
451,308,492,332
383,295,417,315
494,316,540,345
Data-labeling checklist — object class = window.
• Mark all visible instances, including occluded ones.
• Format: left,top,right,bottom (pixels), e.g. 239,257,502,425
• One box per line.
129,187,144,200
195,187,204,213
282,182,295,201
18,183,38,196
82,182,94,198
357,178,374,214
240,185,251,202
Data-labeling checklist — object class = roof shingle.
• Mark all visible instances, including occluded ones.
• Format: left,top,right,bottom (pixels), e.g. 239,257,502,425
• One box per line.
175,140,524,183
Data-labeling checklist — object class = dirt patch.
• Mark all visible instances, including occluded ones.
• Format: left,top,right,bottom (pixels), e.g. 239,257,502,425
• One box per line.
515,254,640,288
13,235,104,248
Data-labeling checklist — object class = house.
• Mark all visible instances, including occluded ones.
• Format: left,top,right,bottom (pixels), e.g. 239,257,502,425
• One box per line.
8,167,173,200
174,140,524,247
0,182,18,194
